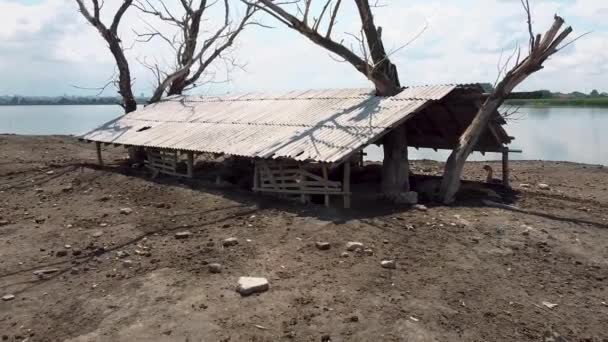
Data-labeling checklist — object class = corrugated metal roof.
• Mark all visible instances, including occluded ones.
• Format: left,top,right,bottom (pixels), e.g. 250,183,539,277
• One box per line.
81,85,459,163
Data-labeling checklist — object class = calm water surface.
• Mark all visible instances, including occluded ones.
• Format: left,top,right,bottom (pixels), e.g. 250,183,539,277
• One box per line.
0,105,606,165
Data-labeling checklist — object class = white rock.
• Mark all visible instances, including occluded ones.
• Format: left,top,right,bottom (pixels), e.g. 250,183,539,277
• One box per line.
175,231,192,239
538,183,551,190
315,241,331,250
120,208,133,215
413,204,428,211
236,277,269,296
542,301,558,309
381,260,397,269
2,294,15,301
346,242,364,251
223,237,239,247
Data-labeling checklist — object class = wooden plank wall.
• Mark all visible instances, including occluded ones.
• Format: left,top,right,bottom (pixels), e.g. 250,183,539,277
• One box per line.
145,148,192,178
253,160,350,207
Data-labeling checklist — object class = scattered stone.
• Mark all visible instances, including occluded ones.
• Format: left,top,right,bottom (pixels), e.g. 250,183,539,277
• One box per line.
349,315,359,322
520,183,531,188
0,220,9,226
46,170,54,175
542,301,558,309
236,277,269,296
92,231,104,238
135,249,152,257
33,268,59,276
99,223,108,227
346,242,364,251
116,251,129,259
321,334,331,342
35,217,46,224
2,294,15,301
122,260,133,268
208,263,222,274
175,231,192,239
340,252,349,258
405,224,415,230
538,183,551,190
70,267,80,275
120,208,133,215
315,241,331,250
380,260,397,269
223,237,239,247
35,188,44,193
62,185,73,192
56,250,68,257
72,249,82,256
413,204,428,211
363,248,374,256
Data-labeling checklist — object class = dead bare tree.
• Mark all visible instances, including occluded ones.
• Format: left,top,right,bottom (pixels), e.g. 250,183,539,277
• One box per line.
439,1,573,204
133,0,257,103
246,0,416,201
75,0,138,113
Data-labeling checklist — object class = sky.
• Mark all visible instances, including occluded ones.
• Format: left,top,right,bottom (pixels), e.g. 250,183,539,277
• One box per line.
1,0,606,97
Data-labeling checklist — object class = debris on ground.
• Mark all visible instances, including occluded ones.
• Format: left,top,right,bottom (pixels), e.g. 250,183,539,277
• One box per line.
236,277,269,296
346,242,364,251
315,241,331,250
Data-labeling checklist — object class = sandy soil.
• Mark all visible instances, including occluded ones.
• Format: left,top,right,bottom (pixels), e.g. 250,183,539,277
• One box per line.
0,135,606,342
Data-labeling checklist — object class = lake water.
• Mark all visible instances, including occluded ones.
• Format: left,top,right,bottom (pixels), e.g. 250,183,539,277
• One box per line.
0,105,606,166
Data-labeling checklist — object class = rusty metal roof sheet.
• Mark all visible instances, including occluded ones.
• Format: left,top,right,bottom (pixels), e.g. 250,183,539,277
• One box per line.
81,85,460,163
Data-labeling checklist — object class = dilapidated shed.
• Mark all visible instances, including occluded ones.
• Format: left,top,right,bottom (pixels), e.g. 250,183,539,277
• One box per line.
81,84,514,207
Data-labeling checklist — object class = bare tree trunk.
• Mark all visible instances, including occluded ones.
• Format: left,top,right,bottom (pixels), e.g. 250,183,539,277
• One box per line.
439,12,572,204
381,125,411,199
75,0,136,113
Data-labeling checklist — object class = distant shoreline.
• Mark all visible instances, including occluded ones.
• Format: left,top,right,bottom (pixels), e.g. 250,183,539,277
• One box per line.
505,98,608,108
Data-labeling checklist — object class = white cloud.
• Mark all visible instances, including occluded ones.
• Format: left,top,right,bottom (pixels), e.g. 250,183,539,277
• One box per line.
0,0,606,96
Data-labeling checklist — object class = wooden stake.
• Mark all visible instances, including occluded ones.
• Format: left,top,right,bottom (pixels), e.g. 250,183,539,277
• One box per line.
502,149,510,187
95,142,103,166
186,152,194,178
322,164,330,208
343,160,351,209
253,161,260,192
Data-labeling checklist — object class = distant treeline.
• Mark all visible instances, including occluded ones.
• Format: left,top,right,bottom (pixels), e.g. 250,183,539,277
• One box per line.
505,89,608,107
2,87,607,107
0,96,149,106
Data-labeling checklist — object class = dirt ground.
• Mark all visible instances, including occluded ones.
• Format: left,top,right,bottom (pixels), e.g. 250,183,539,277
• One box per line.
0,134,606,342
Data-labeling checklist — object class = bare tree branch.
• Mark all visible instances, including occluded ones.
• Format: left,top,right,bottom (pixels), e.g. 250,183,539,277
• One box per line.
74,0,137,113
439,7,575,204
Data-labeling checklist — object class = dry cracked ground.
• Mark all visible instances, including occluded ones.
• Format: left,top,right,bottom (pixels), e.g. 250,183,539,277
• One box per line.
0,135,607,342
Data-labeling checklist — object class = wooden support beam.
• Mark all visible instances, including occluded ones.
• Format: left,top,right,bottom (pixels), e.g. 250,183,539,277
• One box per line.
322,164,330,208
186,152,194,178
343,161,351,209
502,149,510,188
253,161,260,192
95,142,103,166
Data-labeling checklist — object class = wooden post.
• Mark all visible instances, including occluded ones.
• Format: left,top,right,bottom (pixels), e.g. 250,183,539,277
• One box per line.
95,142,103,166
186,152,194,178
343,160,351,209
322,164,330,208
253,161,260,192
502,148,510,188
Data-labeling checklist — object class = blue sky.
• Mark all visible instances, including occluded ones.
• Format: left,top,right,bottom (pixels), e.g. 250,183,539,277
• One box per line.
1,0,606,96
